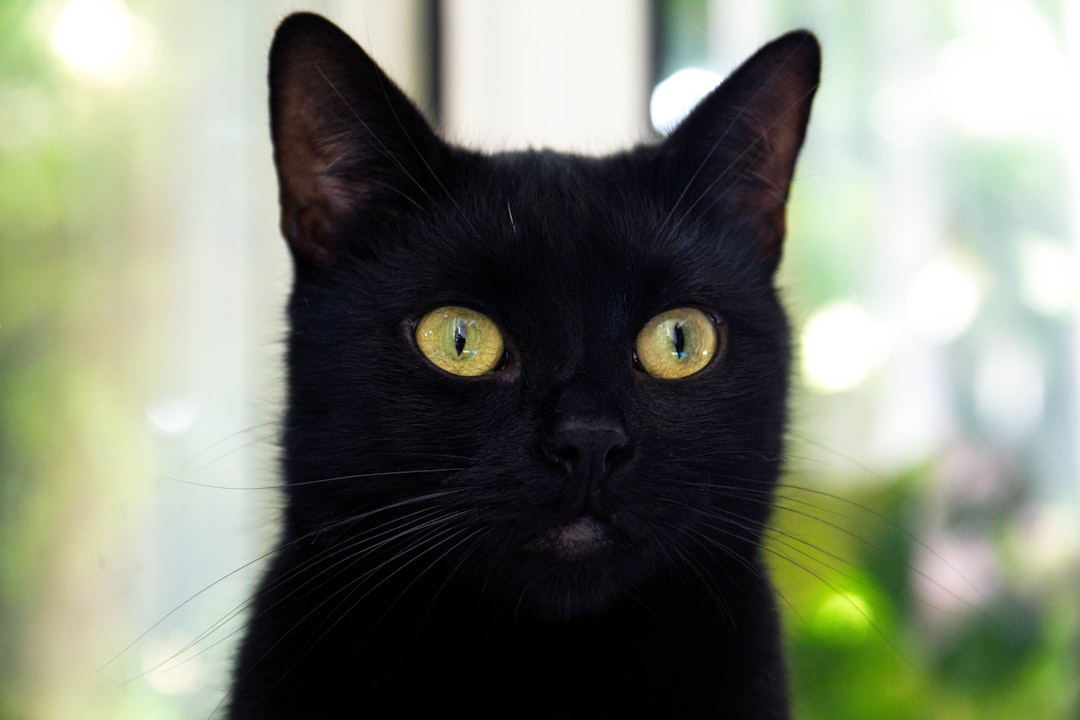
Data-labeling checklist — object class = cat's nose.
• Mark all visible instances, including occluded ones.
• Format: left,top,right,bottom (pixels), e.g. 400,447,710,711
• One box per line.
545,417,631,488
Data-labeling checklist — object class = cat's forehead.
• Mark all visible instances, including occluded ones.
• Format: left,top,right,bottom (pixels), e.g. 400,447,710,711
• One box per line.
431,154,655,301
472,151,646,238
421,149,762,303
442,152,668,269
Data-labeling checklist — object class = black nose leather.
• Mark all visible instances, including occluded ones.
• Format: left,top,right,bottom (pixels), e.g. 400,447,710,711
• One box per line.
547,418,630,487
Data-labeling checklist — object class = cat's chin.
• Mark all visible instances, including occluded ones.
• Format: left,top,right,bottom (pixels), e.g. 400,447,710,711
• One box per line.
510,515,643,620
522,515,614,561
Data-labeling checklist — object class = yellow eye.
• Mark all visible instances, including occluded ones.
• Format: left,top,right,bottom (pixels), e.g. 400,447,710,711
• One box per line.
635,307,719,379
415,306,505,376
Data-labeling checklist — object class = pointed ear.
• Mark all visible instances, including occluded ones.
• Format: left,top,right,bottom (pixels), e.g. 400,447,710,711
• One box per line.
268,13,447,266
663,31,820,270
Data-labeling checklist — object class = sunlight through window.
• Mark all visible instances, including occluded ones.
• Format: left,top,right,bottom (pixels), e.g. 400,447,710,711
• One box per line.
906,254,982,343
649,68,722,135
50,0,149,85
800,302,889,393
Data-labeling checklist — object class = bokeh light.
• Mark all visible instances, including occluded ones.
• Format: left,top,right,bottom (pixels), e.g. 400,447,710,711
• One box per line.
906,254,982,343
800,302,889,393
649,67,722,135
50,0,150,85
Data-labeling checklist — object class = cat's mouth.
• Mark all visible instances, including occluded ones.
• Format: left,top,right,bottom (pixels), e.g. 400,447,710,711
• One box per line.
523,515,615,560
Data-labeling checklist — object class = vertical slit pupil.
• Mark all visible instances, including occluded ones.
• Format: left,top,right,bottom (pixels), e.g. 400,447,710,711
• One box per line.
453,320,467,356
671,322,686,358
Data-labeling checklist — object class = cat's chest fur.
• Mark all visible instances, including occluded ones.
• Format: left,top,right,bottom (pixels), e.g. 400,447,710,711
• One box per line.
227,12,819,719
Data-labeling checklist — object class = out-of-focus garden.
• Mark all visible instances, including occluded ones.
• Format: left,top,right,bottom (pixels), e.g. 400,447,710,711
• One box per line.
1,1,1077,718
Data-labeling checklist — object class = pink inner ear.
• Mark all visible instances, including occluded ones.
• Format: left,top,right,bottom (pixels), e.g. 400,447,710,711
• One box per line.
666,32,818,268
276,136,349,264
755,72,817,198
269,17,447,267
273,75,370,265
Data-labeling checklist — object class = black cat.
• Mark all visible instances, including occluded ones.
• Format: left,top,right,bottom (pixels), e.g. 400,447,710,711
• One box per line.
228,12,819,719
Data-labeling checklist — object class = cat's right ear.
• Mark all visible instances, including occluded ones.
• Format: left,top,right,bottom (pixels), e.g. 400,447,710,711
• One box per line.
661,31,820,272
268,13,447,266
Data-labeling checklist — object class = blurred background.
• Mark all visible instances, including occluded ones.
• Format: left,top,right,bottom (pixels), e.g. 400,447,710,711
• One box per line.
1,0,1078,718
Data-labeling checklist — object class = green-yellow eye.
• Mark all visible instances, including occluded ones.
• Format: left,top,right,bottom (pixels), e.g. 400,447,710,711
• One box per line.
415,306,505,377
635,307,719,379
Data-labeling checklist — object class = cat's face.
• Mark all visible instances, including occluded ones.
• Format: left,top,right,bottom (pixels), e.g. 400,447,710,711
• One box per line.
269,14,818,620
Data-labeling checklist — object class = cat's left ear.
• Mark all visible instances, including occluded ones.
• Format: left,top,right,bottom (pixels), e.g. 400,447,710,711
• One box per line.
662,31,820,271
268,13,448,267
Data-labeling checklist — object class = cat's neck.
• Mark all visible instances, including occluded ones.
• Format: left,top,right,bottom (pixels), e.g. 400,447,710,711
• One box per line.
230,543,787,718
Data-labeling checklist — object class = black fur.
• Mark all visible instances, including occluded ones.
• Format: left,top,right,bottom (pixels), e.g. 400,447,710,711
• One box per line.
228,13,819,719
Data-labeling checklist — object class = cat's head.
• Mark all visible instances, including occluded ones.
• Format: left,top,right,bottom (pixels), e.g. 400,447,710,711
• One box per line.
268,13,819,620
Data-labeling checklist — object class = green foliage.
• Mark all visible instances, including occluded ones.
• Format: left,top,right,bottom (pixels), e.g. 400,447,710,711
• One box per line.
770,469,1078,719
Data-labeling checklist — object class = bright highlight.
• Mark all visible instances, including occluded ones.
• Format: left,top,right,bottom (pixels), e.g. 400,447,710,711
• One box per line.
650,68,722,136
906,255,981,343
800,302,888,393
812,591,873,643
50,0,142,85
